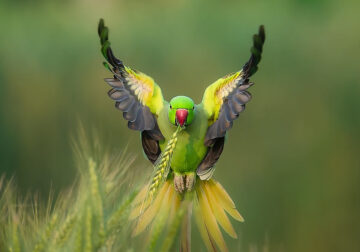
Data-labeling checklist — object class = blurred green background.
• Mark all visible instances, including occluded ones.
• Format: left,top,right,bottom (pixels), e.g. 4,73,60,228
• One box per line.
1,0,359,251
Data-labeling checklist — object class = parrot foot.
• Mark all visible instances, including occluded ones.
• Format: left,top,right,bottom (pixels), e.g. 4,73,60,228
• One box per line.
174,173,196,193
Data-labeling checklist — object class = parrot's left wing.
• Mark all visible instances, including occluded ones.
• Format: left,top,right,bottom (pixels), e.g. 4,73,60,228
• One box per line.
98,19,165,142
197,25,265,179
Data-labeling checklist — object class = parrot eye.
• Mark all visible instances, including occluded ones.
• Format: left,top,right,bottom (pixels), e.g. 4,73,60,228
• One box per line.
170,105,172,109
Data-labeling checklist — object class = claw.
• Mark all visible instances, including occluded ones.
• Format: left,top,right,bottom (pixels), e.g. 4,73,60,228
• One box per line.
174,174,185,193
174,173,196,193
185,173,196,191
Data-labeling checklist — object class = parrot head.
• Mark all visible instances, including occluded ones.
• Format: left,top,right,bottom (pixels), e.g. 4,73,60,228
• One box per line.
168,96,195,127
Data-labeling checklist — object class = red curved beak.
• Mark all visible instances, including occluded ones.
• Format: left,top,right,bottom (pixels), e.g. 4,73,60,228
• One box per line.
175,109,188,127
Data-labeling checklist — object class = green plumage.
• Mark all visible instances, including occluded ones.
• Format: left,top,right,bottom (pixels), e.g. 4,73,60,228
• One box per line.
99,19,266,251
98,19,265,190
158,103,209,175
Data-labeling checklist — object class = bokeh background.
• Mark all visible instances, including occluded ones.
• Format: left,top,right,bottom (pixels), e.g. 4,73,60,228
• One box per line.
1,0,359,251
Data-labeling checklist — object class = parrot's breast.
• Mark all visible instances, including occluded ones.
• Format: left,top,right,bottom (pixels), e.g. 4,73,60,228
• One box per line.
157,105,209,174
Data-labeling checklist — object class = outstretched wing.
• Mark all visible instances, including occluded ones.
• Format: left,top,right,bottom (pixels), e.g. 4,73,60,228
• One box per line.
201,25,265,146
197,25,265,179
98,19,165,142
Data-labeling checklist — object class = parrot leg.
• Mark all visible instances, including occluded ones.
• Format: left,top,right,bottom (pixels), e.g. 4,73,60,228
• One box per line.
174,173,196,193
174,174,185,193
185,173,196,192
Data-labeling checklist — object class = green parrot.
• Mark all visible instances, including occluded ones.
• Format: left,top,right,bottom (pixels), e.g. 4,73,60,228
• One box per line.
98,19,265,251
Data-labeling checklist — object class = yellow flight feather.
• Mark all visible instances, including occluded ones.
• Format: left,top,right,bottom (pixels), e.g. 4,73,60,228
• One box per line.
209,180,244,222
168,187,181,224
133,184,148,205
193,197,217,252
202,181,237,238
130,178,242,251
120,66,164,115
124,66,154,104
132,181,170,236
196,183,228,252
180,201,192,252
148,183,175,236
201,71,243,123
129,184,152,220
129,196,151,221
159,183,175,216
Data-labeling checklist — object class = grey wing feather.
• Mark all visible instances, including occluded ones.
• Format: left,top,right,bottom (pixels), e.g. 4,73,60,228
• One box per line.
203,25,265,147
204,80,252,146
99,19,165,165
199,25,265,177
197,137,225,180
106,78,162,134
141,130,161,164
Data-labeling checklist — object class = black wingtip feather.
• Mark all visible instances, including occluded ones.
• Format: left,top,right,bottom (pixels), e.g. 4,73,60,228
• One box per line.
98,18,105,37
98,19,124,71
98,19,165,143
243,25,266,78
259,25,265,43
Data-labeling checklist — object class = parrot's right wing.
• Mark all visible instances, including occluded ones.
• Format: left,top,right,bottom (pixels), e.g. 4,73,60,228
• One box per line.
197,25,265,179
98,19,166,163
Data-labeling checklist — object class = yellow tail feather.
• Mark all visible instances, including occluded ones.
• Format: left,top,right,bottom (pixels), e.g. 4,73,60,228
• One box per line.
132,184,148,205
202,182,237,238
210,180,244,222
194,198,217,252
129,178,243,252
132,181,170,235
197,183,228,252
